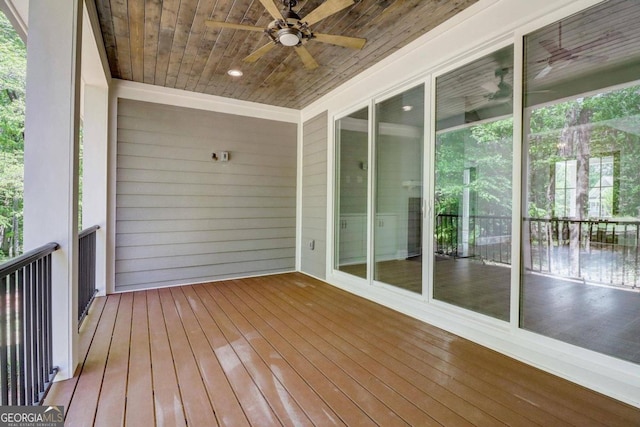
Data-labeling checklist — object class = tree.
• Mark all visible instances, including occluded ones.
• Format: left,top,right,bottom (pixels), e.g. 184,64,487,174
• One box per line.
0,11,26,260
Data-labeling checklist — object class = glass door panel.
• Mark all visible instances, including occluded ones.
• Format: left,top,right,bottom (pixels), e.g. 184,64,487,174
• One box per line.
521,0,640,363
433,46,514,320
374,85,424,293
335,108,369,278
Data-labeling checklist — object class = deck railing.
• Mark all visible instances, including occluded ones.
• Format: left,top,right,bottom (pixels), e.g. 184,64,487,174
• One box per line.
526,217,639,289
435,213,640,289
0,242,59,405
435,214,512,265
78,225,99,326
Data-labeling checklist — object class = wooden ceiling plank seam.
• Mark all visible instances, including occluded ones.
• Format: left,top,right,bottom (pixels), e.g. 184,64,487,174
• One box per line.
231,2,376,102
110,0,133,81
231,1,384,102
128,0,146,82
195,0,257,93
230,41,299,103
251,51,314,105
212,0,274,97
230,0,314,101
174,0,220,90
206,0,268,96
154,0,181,86
165,0,199,88
96,0,497,108
189,0,242,92
143,0,163,84
93,0,121,77
298,0,474,108
288,0,430,99
179,0,239,91
272,0,402,105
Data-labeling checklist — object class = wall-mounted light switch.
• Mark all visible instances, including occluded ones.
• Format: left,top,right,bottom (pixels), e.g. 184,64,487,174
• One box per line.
220,151,230,162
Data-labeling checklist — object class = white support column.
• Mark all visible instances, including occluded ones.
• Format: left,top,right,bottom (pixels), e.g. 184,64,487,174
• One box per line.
23,0,82,380
82,85,108,296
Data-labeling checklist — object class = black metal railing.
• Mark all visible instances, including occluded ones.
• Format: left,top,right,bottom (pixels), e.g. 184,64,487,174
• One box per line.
434,213,640,289
0,242,59,405
526,217,639,289
78,226,99,326
435,214,512,265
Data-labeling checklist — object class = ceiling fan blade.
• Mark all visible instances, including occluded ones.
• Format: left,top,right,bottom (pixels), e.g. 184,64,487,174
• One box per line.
303,0,355,26
480,81,500,93
313,33,366,49
539,39,560,54
244,42,277,63
535,64,553,79
206,21,265,32
258,0,285,21
295,45,319,70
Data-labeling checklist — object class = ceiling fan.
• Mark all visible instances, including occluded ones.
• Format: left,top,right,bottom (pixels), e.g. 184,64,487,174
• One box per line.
481,68,512,101
206,0,367,70
535,21,615,79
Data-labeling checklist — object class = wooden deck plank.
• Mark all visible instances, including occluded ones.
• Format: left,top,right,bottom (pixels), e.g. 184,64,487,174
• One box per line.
180,285,281,426
94,292,133,427
247,277,481,426
146,289,186,427
65,295,120,427
282,273,638,426
125,291,155,426
281,276,561,426
191,284,314,427
157,287,218,426
202,284,346,426
60,273,640,426
44,296,107,409
337,275,640,426
169,286,250,427
219,279,429,426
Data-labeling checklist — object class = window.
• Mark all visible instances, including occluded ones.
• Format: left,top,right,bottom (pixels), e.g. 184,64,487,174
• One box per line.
521,0,640,364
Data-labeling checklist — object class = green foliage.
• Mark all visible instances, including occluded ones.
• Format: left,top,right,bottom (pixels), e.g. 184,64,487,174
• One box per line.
0,11,26,260
435,117,514,217
526,86,640,219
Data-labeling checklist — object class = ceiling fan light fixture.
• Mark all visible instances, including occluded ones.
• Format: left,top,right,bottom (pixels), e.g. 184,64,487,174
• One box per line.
278,27,302,46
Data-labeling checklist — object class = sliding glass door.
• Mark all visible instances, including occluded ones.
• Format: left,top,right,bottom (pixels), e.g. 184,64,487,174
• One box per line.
521,0,640,363
335,108,369,279
374,86,425,293
433,46,514,320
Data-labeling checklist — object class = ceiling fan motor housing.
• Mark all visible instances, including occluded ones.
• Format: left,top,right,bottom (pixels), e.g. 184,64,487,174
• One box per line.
277,27,303,46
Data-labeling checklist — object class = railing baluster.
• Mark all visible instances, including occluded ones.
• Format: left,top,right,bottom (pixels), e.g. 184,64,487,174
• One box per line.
1,274,8,405
78,226,99,327
0,243,59,406
23,263,33,405
9,270,17,405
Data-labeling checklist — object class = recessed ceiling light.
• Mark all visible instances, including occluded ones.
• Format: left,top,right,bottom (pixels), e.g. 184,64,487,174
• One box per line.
227,69,243,77
402,105,413,112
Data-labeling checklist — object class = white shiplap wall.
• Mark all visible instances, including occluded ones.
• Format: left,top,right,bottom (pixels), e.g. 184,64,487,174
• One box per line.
301,112,328,279
115,99,297,291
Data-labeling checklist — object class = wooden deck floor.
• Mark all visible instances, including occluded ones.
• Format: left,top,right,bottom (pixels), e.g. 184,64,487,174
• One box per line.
45,273,639,426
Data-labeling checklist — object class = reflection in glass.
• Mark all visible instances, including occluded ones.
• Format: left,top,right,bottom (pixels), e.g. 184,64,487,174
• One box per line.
335,108,369,278
433,45,514,320
374,86,424,293
521,0,640,363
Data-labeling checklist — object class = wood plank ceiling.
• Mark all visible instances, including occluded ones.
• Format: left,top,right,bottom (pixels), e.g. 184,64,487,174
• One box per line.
92,0,479,109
